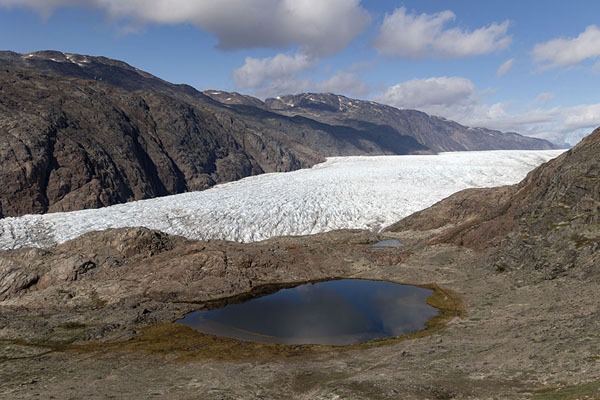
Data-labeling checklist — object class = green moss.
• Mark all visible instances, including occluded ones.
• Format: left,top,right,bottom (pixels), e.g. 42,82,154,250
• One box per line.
533,380,600,400
60,322,87,330
571,234,600,249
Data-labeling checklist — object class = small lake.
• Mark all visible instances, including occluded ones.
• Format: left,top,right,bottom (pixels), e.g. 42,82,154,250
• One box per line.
371,239,403,249
177,279,438,346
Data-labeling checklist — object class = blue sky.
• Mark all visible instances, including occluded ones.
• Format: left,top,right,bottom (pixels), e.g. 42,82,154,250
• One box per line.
1,0,599,144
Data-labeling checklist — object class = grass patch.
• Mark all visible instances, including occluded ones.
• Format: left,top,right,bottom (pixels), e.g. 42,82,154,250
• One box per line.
571,234,600,249
533,380,600,400
60,322,87,330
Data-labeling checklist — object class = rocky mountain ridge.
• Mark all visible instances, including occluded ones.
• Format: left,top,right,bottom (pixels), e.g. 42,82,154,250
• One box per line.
1,50,557,217
206,91,559,152
0,51,425,217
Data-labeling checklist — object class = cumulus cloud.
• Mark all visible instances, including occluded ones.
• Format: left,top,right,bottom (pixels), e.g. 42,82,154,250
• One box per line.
375,76,476,111
234,52,371,99
0,0,370,56
497,58,515,77
313,71,371,97
533,25,600,68
233,52,315,90
373,7,511,59
535,92,554,104
468,103,600,145
374,76,599,145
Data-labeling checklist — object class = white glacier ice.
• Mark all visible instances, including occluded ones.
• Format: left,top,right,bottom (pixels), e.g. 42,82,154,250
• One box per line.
0,150,565,250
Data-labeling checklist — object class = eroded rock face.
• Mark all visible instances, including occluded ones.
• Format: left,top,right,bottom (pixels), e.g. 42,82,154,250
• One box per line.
0,66,303,217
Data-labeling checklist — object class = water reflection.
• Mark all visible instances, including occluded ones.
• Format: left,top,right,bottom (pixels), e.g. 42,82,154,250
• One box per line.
371,239,403,249
177,279,437,345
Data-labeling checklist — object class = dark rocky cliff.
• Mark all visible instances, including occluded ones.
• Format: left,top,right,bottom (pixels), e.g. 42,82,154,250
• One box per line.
0,51,427,217
0,66,304,217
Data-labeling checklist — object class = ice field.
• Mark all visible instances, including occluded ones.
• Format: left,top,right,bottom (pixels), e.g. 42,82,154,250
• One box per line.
0,150,565,250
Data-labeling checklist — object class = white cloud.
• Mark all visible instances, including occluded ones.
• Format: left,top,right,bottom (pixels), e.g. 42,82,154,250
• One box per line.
0,0,370,56
234,52,371,99
374,76,599,145
532,25,600,68
375,76,476,110
233,52,315,90
471,104,600,145
373,7,511,59
497,58,515,77
313,71,371,97
535,92,554,104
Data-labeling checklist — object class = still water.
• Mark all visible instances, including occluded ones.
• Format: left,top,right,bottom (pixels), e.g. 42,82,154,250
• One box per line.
371,239,403,249
177,279,438,346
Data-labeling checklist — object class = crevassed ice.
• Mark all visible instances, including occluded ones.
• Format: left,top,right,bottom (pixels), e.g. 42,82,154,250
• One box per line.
0,150,565,250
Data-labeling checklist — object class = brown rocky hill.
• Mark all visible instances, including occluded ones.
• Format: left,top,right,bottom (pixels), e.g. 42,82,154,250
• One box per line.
0,66,304,217
260,93,558,152
387,127,600,279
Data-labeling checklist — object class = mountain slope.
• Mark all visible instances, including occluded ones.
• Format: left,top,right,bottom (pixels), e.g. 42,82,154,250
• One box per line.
262,93,558,152
387,127,599,279
0,50,557,217
0,66,301,217
0,51,428,217
202,90,560,152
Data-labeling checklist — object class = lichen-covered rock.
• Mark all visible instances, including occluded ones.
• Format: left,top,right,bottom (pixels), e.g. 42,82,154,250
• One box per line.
389,127,600,279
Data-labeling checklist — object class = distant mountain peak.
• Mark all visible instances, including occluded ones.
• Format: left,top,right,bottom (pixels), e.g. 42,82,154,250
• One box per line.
202,90,266,108
259,91,559,152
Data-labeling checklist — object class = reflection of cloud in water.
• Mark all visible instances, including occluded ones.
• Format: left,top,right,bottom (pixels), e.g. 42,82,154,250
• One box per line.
369,289,436,336
179,279,438,345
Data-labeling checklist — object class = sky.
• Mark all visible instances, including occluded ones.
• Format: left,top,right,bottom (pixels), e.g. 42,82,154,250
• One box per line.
0,1,599,145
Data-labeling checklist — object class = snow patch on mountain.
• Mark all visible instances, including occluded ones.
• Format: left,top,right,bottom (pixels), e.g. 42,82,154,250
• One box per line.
0,150,564,250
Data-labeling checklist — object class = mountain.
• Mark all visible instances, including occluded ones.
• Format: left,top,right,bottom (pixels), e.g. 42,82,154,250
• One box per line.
0,51,427,217
264,93,558,152
204,91,559,152
0,51,557,218
0,59,304,217
387,127,599,279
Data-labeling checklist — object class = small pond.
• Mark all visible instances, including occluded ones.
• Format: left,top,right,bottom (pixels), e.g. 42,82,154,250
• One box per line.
177,279,438,346
371,239,403,249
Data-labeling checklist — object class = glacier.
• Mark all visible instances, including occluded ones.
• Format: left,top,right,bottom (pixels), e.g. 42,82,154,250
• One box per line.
0,150,565,250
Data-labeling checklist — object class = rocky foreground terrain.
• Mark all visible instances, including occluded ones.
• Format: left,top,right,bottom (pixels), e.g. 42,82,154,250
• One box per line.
0,124,597,399
0,50,557,218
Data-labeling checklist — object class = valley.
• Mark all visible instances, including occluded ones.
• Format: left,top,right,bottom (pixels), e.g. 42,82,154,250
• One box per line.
0,149,562,250
0,128,597,399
